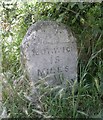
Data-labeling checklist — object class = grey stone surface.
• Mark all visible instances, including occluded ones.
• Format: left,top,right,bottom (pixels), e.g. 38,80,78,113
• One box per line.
21,21,78,86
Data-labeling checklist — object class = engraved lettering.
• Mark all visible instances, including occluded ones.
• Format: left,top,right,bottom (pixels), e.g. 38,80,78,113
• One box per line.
32,45,71,56
55,56,60,63
54,73,64,82
46,69,49,75
50,56,53,64
38,69,44,77
62,47,65,53
53,47,59,54
65,66,69,72
57,67,62,73
50,68,55,74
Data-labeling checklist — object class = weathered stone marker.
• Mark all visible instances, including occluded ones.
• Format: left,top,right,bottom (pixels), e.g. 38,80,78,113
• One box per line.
21,21,78,86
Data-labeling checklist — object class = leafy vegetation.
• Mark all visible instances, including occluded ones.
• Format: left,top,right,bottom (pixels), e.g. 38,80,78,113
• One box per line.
0,1,103,118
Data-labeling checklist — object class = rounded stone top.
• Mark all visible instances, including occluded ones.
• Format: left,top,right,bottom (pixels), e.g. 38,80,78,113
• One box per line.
21,20,78,85
22,21,75,46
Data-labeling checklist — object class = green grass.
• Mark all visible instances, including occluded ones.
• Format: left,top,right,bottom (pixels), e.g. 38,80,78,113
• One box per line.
1,44,103,118
1,2,103,119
